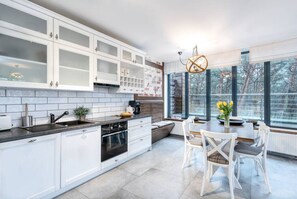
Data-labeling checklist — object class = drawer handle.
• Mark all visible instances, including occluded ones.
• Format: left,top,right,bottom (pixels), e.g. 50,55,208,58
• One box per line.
140,121,143,123
49,32,53,38
82,129,87,133
140,126,143,128
55,34,59,40
115,159,118,162
28,139,37,143
140,138,143,141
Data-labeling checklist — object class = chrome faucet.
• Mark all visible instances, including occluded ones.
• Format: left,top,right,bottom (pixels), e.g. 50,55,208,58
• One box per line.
50,111,69,123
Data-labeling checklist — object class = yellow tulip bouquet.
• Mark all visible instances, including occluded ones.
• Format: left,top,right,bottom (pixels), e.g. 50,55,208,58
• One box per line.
216,101,233,128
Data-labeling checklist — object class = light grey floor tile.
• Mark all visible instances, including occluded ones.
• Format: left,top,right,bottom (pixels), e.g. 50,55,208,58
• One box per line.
77,168,137,199
106,189,143,199
55,189,89,199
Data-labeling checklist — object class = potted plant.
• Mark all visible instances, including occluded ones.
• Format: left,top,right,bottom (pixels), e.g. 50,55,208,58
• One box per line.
216,101,233,128
74,106,90,121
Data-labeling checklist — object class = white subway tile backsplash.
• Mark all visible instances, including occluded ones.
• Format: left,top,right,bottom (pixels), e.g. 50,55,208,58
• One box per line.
48,97,68,104
36,104,58,111
36,90,58,97
68,98,85,103
0,97,21,104
22,97,47,104
0,85,133,127
6,89,35,97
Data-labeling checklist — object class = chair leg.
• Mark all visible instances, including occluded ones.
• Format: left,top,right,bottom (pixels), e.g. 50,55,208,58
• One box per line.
262,157,272,193
256,158,271,193
254,159,259,176
237,157,241,179
182,146,188,168
200,162,208,196
228,166,235,199
208,163,213,182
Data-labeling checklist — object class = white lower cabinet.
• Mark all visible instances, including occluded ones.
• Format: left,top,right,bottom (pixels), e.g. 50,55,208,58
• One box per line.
128,117,152,157
61,127,100,187
0,134,61,199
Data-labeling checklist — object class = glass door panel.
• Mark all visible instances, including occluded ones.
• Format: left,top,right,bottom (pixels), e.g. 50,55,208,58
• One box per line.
0,2,53,40
56,44,91,89
135,54,144,65
54,20,92,51
95,38,118,59
95,57,119,84
122,49,133,62
0,28,52,87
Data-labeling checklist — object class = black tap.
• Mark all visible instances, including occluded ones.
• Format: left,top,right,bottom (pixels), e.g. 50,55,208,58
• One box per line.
50,111,69,123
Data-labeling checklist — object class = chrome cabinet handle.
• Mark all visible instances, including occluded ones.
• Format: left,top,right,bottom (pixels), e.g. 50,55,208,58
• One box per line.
95,47,98,51
140,138,143,141
28,139,37,143
49,32,53,38
50,81,53,87
115,159,118,162
82,129,87,133
95,76,98,81
56,81,59,87
55,34,59,40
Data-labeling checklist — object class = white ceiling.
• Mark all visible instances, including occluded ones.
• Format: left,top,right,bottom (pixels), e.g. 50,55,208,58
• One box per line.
29,0,297,62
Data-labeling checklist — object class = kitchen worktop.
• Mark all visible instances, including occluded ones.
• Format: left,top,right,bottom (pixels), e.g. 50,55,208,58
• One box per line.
0,114,151,143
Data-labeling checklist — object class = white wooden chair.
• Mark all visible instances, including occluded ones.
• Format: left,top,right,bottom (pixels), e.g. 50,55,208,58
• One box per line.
182,116,203,168
235,122,271,192
200,130,238,199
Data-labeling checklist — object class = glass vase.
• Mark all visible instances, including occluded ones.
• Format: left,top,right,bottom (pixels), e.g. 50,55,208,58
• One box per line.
224,115,230,128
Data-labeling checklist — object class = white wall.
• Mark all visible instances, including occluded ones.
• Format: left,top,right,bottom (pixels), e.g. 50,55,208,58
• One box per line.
0,86,133,127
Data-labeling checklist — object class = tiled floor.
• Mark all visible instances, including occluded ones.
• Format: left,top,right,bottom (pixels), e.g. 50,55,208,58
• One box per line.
56,136,297,199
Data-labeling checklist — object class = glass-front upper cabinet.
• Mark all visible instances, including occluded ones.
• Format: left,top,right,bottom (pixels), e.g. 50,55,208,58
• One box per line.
121,47,145,67
54,44,93,91
0,27,53,89
94,56,120,85
0,1,53,40
54,19,93,52
94,36,119,60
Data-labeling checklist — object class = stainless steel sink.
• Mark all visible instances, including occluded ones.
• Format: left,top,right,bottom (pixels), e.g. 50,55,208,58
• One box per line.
56,120,93,127
21,123,66,133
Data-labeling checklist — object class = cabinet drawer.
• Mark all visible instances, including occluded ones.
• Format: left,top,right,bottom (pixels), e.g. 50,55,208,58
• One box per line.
101,152,127,169
128,135,151,156
129,123,151,141
128,117,151,128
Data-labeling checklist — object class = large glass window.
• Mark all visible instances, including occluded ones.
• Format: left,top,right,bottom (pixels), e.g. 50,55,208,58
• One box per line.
189,73,206,119
168,73,185,119
210,67,232,118
270,58,297,128
237,53,264,120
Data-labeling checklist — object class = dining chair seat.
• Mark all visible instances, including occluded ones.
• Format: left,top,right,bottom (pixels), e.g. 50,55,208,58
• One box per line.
235,144,262,156
208,151,229,165
188,138,203,146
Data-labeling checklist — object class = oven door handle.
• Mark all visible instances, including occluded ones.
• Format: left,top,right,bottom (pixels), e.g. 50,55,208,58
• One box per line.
102,131,127,138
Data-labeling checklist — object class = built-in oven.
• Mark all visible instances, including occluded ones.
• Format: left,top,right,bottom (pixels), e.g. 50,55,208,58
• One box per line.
101,121,128,162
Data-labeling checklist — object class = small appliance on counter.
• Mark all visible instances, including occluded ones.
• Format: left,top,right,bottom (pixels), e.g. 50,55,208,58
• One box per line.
21,103,33,127
128,100,141,114
0,115,12,131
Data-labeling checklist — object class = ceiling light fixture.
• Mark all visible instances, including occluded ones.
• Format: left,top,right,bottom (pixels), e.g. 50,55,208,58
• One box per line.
178,45,208,73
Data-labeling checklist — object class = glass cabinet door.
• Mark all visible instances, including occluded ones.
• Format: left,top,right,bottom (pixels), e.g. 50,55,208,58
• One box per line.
122,48,133,62
0,1,53,40
0,27,53,88
95,56,120,85
54,44,92,90
54,19,93,52
135,54,144,66
94,36,119,59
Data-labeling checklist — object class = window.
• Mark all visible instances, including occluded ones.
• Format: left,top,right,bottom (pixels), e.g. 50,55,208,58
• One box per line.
168,73,185,119
210,67,232,118
270,58,297,128
237,53,264,120
189,72,206,119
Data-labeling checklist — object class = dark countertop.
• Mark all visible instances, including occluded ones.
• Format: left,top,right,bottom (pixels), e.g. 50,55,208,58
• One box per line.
0,114,151,143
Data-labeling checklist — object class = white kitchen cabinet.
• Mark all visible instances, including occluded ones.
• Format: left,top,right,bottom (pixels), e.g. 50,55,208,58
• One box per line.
54,43,93,91
0,1,54,40
121,47,145,67
61,127,100,187
0,27,54,89
54,19,93,52
0,134,60,199
94,55,120,85
128,117,152,157
94,36,120,60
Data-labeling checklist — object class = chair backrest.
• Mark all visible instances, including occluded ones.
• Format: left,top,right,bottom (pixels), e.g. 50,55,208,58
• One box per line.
182,117,195,143
257,123,270,157
201,130,237,165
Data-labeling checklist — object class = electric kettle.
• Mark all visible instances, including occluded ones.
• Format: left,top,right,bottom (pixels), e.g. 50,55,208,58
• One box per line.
126,105,135,113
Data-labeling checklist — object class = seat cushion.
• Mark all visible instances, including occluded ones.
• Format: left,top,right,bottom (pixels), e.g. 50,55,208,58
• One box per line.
188,138,203,146
235,144,262,156
208,151,229,165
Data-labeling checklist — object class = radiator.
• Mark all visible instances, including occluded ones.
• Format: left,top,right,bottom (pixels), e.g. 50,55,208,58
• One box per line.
268,132,297,156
